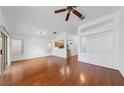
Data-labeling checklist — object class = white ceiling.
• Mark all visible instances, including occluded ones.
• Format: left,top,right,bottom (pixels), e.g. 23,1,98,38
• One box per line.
1,6,120,37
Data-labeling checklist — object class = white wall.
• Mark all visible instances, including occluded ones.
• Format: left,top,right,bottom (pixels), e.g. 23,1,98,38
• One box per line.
119,7,124,77
52,32,78,58
0,9,7,28
0,9,5,26
11,34,50,61
52,32,67,58
78,12,119,69
0,8,51,62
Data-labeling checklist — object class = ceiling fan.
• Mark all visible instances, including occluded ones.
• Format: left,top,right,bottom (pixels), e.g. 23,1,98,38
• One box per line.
54,6,85,21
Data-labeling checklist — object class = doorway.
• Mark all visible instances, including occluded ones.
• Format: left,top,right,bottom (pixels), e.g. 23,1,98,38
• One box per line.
0,32,8,73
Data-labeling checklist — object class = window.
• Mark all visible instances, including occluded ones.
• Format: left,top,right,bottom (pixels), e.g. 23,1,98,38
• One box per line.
12,39,23,56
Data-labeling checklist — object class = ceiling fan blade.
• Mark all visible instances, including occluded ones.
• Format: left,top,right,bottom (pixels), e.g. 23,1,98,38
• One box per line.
65,12,71,21
54,8,67,13
73,9,83,18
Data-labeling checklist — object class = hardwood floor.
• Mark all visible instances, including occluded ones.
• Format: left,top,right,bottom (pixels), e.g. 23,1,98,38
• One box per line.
0,56,124,86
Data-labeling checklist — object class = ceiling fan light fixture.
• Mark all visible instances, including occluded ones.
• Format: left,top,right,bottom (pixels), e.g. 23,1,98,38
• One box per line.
80,15,85,20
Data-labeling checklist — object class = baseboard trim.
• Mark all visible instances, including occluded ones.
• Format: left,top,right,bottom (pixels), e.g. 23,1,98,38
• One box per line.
12,55,52,63
119,69,124,79
52,55,119,72
78,61,119,72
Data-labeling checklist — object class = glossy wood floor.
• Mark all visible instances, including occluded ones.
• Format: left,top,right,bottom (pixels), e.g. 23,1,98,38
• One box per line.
0,56,124,86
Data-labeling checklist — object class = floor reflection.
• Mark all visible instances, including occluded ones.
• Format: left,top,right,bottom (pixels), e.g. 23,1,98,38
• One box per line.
80,73,86,83
46,59,52,68
59,65,70,76
10,65,24,83
0,65,24,85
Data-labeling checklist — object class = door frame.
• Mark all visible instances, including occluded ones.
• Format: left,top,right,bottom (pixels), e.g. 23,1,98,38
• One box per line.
0,25,10,74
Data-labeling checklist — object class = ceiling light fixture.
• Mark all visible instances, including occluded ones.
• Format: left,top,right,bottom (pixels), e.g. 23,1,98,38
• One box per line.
39,31,47,35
